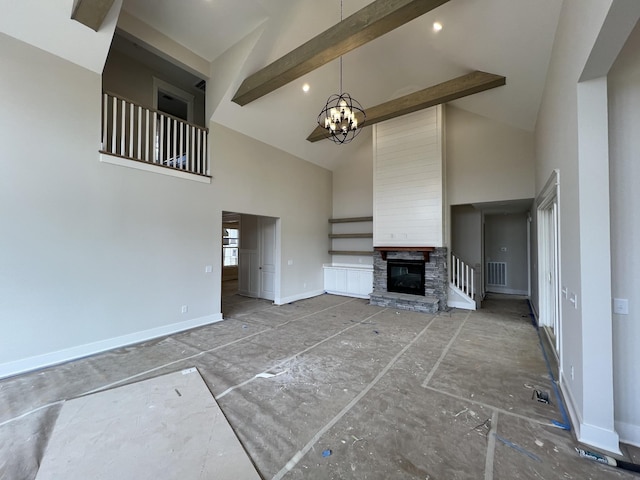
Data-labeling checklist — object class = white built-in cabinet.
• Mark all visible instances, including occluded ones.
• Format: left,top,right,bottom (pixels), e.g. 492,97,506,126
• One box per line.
323,264,373,299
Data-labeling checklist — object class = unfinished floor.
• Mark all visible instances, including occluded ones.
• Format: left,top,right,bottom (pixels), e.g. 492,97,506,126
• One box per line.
1,291,638,479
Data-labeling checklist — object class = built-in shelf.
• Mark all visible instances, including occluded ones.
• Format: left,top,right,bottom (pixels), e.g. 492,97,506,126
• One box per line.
328,217,373,256
329,216,373,224
329,233,373,239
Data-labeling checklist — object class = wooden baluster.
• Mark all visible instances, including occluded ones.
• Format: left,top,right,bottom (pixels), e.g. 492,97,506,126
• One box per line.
172,118,177,168
120,99,126,155
186,125,192,172
145,109,150,162
196,129,201,174
152,112,158,163
204,130,209,175
178,123,182,170
102,93,107,151
137,106,142,160
159,114,164,164
111,96,117,154
129,102,134,156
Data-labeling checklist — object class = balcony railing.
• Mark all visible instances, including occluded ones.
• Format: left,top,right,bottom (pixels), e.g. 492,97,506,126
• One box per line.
101,91,209,177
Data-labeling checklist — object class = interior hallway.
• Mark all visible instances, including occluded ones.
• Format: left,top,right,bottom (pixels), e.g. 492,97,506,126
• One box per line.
1,290,638,479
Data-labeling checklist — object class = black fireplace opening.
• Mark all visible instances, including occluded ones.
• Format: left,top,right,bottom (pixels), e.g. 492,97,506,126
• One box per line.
387,259,425,296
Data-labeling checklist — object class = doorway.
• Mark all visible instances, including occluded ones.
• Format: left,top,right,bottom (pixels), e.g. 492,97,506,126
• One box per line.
221,212,279,302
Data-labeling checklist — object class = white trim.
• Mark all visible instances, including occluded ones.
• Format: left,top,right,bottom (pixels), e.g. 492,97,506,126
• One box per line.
537,169,560,209
152,77,194,123
275,289,325,305
615,420,640,448
579,423,621,456
447,283,476,310
100,153,211,183
0,314,223,380
486,287,528,296
559,370,622,455
559,370,581,438
324,290,370,299
322,263,373,271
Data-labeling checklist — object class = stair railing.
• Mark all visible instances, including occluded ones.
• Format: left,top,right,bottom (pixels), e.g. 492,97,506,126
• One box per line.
451,253,475,299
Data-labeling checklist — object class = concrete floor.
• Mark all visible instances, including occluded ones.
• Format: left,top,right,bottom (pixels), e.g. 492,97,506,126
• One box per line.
1,288,638,479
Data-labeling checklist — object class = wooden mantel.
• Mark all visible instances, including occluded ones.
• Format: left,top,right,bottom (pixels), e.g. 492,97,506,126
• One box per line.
374,246,435,262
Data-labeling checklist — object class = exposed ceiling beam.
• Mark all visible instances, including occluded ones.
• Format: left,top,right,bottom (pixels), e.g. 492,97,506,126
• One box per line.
71,0,116,32
232,0,450,106
307,71,506,142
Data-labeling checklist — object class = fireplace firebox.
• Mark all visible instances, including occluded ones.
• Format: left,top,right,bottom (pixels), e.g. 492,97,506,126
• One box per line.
387,259,425,296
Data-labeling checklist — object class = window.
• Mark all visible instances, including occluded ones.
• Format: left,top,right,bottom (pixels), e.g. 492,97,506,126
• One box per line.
223,228,239,266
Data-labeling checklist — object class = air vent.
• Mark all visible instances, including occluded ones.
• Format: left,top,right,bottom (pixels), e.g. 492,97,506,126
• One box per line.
194,79,206,92
487,262,507,286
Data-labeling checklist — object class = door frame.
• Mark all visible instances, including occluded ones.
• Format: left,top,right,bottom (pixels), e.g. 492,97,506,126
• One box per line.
258,216,279,301
537,169,561,357
227,213,280,302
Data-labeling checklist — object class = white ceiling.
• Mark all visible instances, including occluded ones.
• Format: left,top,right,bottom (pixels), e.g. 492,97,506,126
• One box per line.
120,0,562,171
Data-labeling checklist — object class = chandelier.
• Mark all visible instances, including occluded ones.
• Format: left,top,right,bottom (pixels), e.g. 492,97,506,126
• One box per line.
317,1,365,144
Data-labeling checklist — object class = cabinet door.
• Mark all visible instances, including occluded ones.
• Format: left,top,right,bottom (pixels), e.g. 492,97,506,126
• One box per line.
360,270,373,295
347,270,359,295
324,267,347,293
324,268,336,292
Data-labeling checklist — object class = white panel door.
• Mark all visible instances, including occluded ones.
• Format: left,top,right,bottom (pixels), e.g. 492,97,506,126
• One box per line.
259,217,277,301
239,249,259,297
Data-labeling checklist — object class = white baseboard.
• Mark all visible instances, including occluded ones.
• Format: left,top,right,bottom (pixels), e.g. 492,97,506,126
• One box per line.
275,289,325,305
486,287,528,295
615,420,640,448
559,371,581,435
447,300,476,310
0,313,223,380
324,290,371,299
579,423,621,455
560,372,622,454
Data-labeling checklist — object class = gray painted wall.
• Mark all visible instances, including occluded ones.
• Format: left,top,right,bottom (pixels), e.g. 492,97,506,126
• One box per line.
484,213,529,295
0,34,332,377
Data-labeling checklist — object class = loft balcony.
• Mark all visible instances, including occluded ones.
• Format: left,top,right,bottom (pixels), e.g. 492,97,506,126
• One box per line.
100,91,209,180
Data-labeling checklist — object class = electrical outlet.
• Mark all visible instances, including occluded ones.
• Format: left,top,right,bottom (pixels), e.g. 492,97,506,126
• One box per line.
181,305,188,314
205,265,213,273
570,365,574,380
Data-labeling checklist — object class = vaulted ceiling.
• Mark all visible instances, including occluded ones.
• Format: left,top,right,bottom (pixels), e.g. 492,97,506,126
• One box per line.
118,0,562,171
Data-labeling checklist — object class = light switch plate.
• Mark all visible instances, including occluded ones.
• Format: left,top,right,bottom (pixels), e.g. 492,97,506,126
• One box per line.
613,298,629,315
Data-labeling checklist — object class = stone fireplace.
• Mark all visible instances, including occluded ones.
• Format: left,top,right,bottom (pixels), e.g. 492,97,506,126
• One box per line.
370,247,448,313
387,259,425,295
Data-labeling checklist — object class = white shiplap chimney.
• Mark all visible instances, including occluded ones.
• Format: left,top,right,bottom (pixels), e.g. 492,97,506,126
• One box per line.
373,106,444,247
